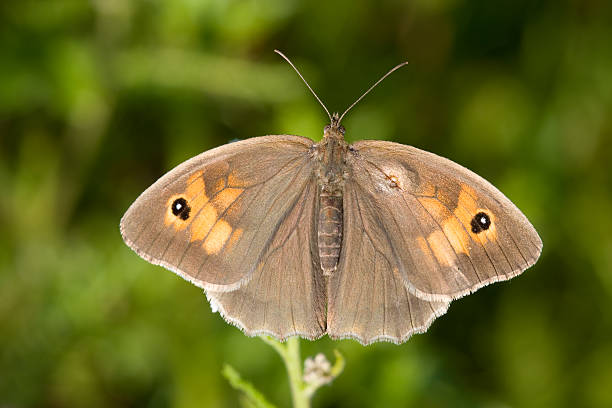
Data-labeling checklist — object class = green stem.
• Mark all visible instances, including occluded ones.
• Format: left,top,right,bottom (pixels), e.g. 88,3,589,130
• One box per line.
259,336,344,408
285,337,308,408
261,336,310,408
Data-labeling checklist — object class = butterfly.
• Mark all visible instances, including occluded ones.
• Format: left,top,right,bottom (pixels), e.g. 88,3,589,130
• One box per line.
120,51,542,345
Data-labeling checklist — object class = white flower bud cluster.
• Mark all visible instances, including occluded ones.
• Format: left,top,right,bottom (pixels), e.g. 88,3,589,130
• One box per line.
303,353,333,386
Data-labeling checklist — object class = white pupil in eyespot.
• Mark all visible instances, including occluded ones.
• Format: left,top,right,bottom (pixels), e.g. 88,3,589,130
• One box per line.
480,216,486,224
175,203,182,210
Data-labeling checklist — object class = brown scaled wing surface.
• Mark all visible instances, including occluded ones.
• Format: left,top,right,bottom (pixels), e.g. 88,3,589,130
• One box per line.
121,136,542,344
121,135,326,340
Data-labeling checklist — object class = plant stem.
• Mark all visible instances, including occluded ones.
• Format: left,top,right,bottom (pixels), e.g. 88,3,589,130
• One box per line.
259,336,344,408
261,336,310,408
285,337,308,408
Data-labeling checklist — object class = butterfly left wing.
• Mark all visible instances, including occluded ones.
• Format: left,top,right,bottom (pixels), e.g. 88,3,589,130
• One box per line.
342,140,542,303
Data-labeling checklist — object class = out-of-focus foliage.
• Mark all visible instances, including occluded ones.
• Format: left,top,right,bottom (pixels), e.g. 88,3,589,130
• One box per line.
1,0,611,407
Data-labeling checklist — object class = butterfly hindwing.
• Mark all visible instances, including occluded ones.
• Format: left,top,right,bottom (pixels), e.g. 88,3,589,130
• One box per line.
206,179,326,340
327,180,450,345
343,140,542,303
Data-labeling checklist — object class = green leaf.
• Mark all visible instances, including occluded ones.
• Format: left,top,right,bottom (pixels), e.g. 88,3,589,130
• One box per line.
222,364,277,408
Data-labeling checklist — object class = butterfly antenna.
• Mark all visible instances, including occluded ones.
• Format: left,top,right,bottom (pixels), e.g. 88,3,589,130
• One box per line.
274,49,332,122
338,61,409,125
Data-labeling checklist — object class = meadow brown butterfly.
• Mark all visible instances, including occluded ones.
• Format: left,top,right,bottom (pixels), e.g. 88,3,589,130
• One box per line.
121,51,542,345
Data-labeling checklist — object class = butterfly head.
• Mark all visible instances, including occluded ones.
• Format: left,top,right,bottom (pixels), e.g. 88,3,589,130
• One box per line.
324,112,346,140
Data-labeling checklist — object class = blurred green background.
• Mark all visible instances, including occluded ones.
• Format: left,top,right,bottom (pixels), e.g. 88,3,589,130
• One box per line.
1,0,612,407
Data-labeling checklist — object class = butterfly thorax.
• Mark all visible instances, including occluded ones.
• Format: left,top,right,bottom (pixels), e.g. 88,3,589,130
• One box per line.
315,121,348,276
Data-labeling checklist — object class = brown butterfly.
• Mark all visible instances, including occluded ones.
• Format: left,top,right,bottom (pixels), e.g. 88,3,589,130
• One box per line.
120,51,542,345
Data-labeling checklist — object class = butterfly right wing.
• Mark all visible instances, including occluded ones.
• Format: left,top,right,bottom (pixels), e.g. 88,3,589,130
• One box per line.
205,178,326,340
120,135,319,293
121,135,327,339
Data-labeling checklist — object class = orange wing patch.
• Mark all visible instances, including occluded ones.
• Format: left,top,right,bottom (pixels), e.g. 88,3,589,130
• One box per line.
454,184,498,242
455,185,479,217
191,204,218,241
442,217,471,255
163,168,248,259
204,220,233,255
165,172,210,231
189,179,243,253
185,173,207,202
427,230,456,267
228,171,247,188
419,197,449,221
191,186,243,246
214,178,226,193
419,196,471,256
213,188,243,212
188,170,204,185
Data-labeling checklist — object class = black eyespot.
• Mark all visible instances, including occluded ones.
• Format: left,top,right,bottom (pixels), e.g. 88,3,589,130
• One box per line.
470,212,491,234
171,198,191,220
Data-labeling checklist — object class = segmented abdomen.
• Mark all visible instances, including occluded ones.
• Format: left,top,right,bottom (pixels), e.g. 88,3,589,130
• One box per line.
318,191,343,275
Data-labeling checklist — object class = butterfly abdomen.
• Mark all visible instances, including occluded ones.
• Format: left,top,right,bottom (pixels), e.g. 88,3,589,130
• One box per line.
318,191,343,275
315,131,348,276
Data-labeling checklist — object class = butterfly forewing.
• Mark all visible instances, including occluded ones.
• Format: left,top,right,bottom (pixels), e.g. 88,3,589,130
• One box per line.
120,135,318,292
345,140,542,302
